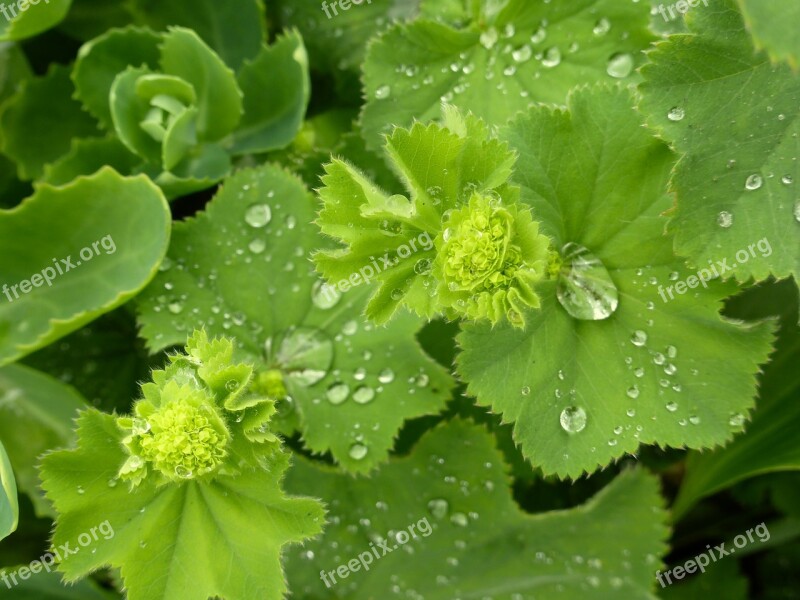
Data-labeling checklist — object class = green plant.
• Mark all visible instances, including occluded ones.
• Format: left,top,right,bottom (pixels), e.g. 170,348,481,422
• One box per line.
0,0,798,598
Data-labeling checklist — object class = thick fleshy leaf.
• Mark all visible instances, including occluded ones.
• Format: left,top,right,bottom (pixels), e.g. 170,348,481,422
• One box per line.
0,0,71,41
456,85,776,478
360,0,655,149
0,168,170,365
0,439,17,540
41,137,143,186
0,363,86,517
0,571,118,599
137,165,454,472
132,0,265,70
229,30,310,155
285,420,669,598
39,406,324,600
72,26,162,129
638,0,800,287
737,0,800,68
0,64,100,180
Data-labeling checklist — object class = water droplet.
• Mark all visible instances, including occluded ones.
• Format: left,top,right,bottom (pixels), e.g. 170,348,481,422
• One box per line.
349,443,368,460
428,498,449,519
375,85,391,100
626,385,640,399
593,18,611,36
175,465,192,478
353,386,376,405
688,415,701,425
76,486,85,495
560,406,587,434
312,280,341,310
479,27,498,49
245,204,272,228
556,243,619,320
512,45,532,63
794,200,800,223
667,107,685,122
717,211,733,228
665,401,678,412
414,258,432,274
541,47,561,68
606,53,634,78
277,328,334,387
167,301,183,314
530,26,547,44
326,382,350,405
450,512,468,527
248,239,266,254
781,175,793,185
630,330,648,347
521,385,531,396
378,368,395,384
745,174,763,190
729,413,745,427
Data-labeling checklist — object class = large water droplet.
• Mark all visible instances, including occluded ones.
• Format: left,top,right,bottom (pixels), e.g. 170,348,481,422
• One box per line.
593,18,611,36
606,53,633,78
667,107,685,122
326,382,350,405
479,27,499,49
378,368,395,384
375,85,391,100
744,174,763,190
556,243,619,320
353,385,376,404
349,443,368,460
245,204,272,228
512,45,532,63
276,328,333,387
560,406,587,434
630,330,647,346
541,47,561,67
311,280,342,310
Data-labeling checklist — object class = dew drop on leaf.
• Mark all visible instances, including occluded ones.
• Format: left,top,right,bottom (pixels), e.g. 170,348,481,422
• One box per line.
244,204,272,228
326,382,350,405
311,280,341,310
378,368,395,384
559,406,587,434
375,85,391,100
349,443,368,460
744,174,763,190
276,328,334,387
717,211,734,228
352,385,376,405
427,498,449,519
606,53,634,78
556,243,619,320
665,401,678,412
667,107,685,122
450,512,469,527
541,47,561,67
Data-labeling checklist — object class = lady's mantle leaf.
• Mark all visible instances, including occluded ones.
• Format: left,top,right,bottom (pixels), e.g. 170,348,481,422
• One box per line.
737,0,800,68
456,85,775,478
137,165,454,473
285,420,669,599
360,0,655,149
0,168,171,366
0,439,18,541
39,331,325,600
639,0,800,288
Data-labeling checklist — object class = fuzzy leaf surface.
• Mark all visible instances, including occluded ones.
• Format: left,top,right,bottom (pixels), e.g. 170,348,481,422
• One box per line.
285,420,669,599
456,86,776,478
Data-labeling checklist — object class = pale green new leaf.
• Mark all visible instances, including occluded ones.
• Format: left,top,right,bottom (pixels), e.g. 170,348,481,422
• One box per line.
0,168,171,365
361,0,655,149
737,0,800,68
0,363,87,517
639,0,800,287
0,439,17,541
285,420,669,598
456,85,775,478
40,409,323,600
137,165,454,472
230,30,311,155
0,64,100,180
